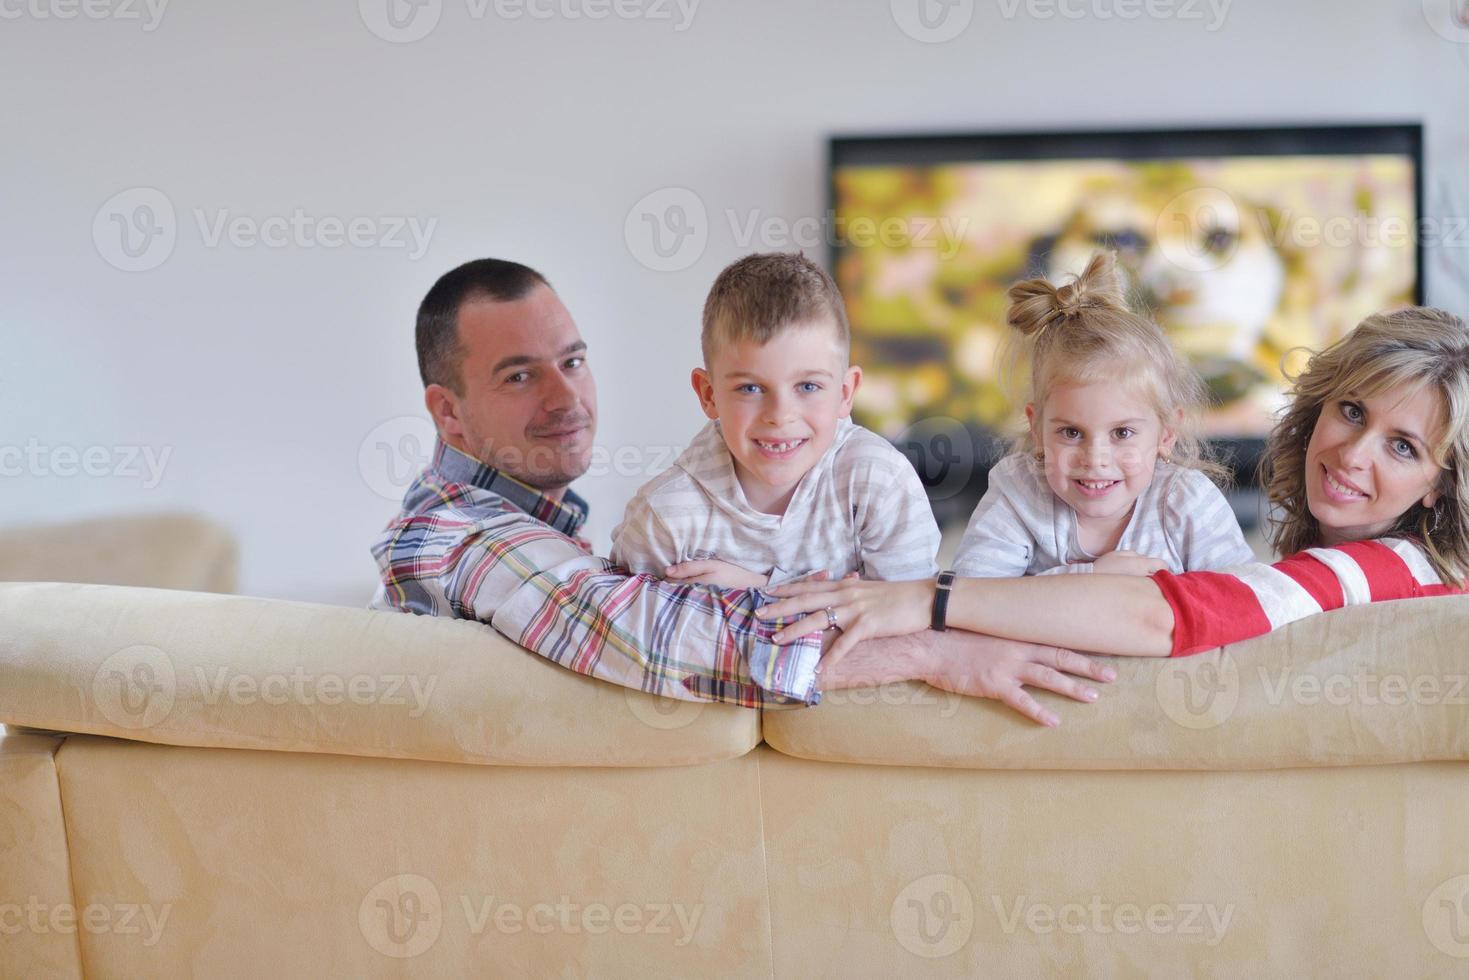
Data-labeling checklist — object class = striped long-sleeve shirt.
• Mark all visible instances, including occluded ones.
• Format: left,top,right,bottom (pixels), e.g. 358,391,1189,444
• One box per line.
954,453,1255,577
370,439,823,706
610,418,940,584
1153,537,1465,657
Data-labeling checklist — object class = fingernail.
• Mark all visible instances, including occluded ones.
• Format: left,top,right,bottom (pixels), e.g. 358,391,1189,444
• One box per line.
1085,689,1098,701
772,632,783,643
1044,714,1060,727
1103,668,1117,681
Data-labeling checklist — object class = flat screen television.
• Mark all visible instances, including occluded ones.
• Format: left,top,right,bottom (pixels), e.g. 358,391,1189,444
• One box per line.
828,124,1424,522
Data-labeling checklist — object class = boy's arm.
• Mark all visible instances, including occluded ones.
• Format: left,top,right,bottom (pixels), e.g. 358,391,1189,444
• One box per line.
609,493,683,576
854,455,942,581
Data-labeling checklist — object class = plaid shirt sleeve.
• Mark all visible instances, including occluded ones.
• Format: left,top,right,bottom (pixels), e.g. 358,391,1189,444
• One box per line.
373,485,823,707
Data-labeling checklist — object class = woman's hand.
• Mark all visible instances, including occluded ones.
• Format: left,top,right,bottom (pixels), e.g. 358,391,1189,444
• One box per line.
757,577,934,671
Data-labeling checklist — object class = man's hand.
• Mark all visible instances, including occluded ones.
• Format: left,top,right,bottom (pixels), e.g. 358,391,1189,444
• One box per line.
1092,550,1167,577
664,558,767,589
819,630,1116,728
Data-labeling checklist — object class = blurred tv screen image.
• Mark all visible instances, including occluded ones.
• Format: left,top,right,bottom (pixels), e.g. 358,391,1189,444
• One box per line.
830,126,1423,501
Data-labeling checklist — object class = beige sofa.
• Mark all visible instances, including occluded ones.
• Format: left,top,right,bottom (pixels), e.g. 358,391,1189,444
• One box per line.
5,573,1469,978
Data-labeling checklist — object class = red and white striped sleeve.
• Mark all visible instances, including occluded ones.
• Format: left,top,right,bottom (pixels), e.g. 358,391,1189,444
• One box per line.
1150,538,1463,657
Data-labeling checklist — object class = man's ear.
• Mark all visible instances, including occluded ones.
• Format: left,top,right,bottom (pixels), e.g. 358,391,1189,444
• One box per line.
424,384,465,447
691,368,719,421
838,365,863,417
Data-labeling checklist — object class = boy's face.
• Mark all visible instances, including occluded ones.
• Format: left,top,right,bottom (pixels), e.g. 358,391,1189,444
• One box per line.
692,318,861,512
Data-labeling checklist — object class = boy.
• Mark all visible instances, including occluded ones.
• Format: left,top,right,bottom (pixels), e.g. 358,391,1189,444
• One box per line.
610,252,939,587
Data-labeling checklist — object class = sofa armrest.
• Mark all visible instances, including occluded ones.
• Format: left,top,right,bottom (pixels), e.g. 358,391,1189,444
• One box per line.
0,582,758,768
0,512,237,593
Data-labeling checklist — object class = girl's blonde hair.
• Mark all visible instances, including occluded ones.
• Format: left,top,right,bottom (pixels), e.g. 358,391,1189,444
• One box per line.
1263,306,1469,584
1003,251,1225,483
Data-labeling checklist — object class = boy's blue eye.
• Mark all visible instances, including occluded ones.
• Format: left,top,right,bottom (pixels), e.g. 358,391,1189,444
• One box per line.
798,382,822,393
736,384,762,394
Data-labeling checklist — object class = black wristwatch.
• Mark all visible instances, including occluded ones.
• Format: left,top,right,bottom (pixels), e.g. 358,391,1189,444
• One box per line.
931,569,956,632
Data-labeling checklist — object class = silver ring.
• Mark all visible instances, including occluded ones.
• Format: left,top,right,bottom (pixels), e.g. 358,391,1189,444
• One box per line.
825,606,840,631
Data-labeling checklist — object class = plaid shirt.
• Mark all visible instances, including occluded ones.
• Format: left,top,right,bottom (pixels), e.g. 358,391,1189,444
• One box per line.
370,439,822,707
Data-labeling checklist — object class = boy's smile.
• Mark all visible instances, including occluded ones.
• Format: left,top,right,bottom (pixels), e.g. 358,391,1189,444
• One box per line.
693,318,861,515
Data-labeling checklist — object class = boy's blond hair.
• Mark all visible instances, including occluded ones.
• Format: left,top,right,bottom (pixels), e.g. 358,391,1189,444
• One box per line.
700,252,850,366
1003,250,1226,484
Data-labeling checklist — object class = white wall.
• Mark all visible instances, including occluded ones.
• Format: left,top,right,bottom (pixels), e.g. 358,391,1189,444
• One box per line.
3,0,1467,603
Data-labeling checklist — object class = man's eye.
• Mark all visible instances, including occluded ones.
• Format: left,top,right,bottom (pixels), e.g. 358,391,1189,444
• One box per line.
564,357,585,370
506,372,530,384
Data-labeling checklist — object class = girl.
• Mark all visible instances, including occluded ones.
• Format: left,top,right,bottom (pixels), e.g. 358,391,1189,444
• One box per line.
955,251,1254,577
758,305,1469,666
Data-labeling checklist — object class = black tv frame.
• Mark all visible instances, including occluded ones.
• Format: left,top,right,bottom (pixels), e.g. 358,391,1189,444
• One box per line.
827,123,1426,524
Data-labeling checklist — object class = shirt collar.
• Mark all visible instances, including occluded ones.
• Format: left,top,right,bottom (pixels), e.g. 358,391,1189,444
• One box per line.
429,439,589,536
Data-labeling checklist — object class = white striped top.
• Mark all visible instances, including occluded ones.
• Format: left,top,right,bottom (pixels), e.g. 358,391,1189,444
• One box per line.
610,418,940,584
954,452,1255,577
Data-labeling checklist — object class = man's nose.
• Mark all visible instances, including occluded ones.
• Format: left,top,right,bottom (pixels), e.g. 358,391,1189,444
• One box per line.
541,369,582,413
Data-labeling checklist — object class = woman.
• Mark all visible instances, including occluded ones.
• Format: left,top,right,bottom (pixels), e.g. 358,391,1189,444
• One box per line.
759,306,1469,667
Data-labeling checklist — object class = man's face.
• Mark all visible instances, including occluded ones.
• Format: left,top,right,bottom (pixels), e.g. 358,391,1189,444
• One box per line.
427,285,597,496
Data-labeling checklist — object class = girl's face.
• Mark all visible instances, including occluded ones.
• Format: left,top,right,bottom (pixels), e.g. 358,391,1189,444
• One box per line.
1305,384,1447,545
1028,381,1177,527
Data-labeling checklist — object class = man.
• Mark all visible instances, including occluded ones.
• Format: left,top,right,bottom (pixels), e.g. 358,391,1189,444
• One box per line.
370,258,1114,724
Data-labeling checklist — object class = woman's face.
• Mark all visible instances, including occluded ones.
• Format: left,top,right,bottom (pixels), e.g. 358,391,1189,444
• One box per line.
1304,383,1448,546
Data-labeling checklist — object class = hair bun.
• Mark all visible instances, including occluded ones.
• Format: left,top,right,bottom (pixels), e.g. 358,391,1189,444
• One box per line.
1007,251,1128,336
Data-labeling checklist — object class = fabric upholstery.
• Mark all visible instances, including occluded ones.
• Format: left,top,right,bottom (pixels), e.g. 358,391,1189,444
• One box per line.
0,512,237,594
0,734,84,980
0,582,760,769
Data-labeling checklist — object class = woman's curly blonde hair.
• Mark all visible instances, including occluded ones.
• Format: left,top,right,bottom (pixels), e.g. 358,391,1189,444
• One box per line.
1262,306,1469,585
1003,250,1226,483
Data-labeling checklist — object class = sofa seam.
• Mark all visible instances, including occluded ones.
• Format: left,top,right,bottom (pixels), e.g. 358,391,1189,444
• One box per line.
752,748,776,980
51,736,90,980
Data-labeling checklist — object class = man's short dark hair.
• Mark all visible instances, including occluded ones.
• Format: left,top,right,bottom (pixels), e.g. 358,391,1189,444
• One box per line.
416,258,551,392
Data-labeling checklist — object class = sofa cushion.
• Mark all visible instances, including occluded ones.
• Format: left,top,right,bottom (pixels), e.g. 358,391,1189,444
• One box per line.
763,594,1469,770
0,582,759,768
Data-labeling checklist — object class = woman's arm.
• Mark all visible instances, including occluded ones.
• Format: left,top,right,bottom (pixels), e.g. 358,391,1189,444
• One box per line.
945,573,1174,657
760,571,1176,666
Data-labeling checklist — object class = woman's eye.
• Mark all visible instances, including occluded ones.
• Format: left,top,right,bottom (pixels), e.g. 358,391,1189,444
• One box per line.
1340,401,1363,423
1392,438,1417,459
